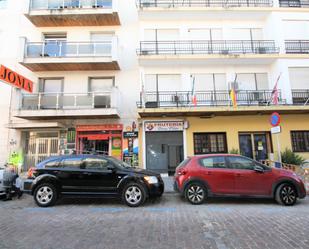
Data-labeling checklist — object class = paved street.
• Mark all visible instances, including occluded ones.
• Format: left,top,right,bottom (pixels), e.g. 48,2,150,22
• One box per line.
0,194,308,249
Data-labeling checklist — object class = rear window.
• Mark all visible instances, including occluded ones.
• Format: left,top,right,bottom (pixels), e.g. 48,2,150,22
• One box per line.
176,158,191,169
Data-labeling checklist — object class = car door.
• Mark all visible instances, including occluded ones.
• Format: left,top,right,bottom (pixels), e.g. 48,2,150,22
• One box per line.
199,156,235,195
227,156,273,196
57,157,84,193
80,157,120,194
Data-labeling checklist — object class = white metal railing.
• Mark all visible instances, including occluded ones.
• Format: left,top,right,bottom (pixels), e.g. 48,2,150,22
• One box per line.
21,91,119,110
25,41,113,58
30,0,113,10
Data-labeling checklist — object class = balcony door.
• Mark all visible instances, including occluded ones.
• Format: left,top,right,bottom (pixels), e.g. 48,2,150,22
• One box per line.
43,33,67,57
39,78,64,109
89,78,114,108
91,33,113,55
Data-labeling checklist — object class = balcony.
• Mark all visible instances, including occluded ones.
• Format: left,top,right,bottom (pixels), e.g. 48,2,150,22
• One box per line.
20,39,120,71
292,90,309,105
137,0,273,20
138,0,273,8
279,0,309,8
25,0,120,27
285,40,309,54
138,40,279,65
14,90,120,120
137,90,309,117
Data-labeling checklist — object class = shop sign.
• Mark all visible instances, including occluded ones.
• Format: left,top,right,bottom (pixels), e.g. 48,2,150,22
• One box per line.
145,121,184,132
0,65,33,93
123,131,138,138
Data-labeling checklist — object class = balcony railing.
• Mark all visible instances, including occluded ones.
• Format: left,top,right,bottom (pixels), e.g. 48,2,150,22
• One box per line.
137,90,284,108
25,41,112,58
285,40,309,54
138,0,273,8
137,40,279,55
279,0,309,7
30,0,113,10
21,91,116,110
292,90,309,105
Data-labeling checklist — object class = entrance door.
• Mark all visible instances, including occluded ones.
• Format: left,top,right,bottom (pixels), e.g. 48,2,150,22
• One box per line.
146,131,183,174
239,133,271,161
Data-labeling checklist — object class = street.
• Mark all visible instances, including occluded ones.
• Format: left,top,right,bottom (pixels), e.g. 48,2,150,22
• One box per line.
0,194,308,249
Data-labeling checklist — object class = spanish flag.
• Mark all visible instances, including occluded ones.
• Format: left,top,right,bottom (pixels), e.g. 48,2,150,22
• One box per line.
230,88,237,108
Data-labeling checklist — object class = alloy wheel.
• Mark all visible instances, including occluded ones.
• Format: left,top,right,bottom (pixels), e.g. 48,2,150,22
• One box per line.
280,185,296,205
36,186,53,205
125,186,142,205
187,185,205,204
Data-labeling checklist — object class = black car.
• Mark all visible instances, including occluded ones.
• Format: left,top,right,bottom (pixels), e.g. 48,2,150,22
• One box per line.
24,155,164,207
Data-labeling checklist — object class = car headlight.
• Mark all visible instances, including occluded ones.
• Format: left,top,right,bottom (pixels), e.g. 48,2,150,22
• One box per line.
144,176,158,184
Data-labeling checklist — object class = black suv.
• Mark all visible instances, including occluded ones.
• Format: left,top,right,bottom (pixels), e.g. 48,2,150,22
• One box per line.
25,155,164,207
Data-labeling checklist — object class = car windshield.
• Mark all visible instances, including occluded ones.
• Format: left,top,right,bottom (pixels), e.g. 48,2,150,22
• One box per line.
108,157,132,169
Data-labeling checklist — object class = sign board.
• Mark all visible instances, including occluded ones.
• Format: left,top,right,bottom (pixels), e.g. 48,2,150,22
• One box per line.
145,121,184,132
123,131,138,138
271,126,281,134
0,65,33,93
270,112,281,127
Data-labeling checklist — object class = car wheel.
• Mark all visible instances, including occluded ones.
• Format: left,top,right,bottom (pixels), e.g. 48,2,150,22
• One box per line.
34,183,58,207
185,182,206,205
275,183,297,206
122,182,146,207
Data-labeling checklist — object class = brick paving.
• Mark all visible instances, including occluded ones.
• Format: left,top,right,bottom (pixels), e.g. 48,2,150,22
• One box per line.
0,194,308,249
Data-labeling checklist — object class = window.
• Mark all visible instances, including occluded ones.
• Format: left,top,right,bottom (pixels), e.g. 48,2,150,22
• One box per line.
236,73,268,90
0,0,7,9
83,158,110,170
291,131,309,152
228,156,255,170
289,68,309,90
61,158,83,169
44,160,60,168
144,74,181,91
193,74,226,91
89,77,114,92
200,157,226,168
39,78,64,93
194,133,227,154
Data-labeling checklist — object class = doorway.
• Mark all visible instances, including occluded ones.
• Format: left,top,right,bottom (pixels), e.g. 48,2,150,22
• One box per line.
239,132,272,161
146,131,184,175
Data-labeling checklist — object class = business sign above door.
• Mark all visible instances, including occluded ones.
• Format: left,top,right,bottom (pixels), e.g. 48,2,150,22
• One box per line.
0,65,33,93
145,121,184,132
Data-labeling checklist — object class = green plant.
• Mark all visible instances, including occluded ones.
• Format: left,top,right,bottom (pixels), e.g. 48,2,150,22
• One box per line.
229,148,239,155
281,148,305,166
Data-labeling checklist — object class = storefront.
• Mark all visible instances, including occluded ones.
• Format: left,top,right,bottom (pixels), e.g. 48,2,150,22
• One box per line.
143,121,184,175
76,124,123,159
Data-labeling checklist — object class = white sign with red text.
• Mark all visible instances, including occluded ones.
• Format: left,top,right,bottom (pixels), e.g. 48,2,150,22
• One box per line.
145,121,184,132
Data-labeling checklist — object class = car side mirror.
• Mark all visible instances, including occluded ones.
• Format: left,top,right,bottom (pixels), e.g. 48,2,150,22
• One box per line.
254,165,264,173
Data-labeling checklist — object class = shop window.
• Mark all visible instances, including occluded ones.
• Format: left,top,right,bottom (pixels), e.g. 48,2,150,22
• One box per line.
291,131,309,152
194,133,227,155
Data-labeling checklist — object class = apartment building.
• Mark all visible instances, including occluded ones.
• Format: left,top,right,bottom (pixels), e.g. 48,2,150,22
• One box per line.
0,0,309,175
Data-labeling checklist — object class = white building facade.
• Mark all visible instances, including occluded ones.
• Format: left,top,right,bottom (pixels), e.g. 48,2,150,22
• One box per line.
0,0,309,173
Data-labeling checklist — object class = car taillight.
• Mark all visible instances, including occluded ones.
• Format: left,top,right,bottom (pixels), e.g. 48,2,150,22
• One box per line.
177,169,187,176
27,167,37,178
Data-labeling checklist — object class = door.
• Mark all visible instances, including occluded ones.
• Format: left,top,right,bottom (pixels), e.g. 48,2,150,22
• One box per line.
80,157,119,194
168,145,184,175
57,157,84,193
239,133,271,161
199,156,235,194
228,156,273,196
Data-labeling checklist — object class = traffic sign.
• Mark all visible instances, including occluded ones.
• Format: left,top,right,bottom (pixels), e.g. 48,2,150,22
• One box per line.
270,112,281,127
271,126,281,134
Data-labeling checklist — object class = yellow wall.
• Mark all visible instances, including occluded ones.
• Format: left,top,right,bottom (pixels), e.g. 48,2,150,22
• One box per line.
186,114,309,160
138,114,309,167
